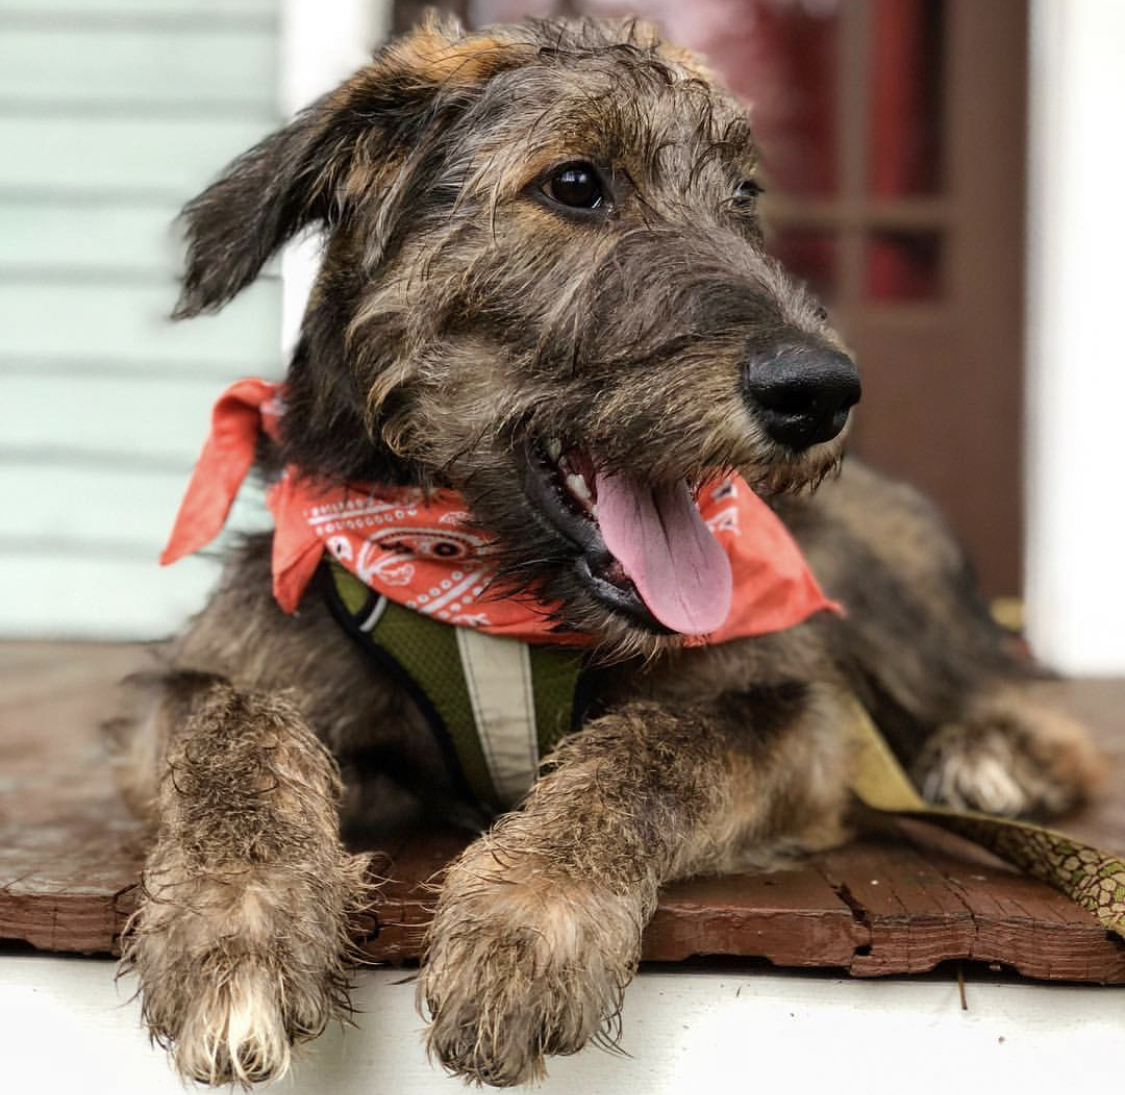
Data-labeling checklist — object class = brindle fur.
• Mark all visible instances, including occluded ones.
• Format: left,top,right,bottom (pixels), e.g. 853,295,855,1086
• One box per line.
108,16,1099,1087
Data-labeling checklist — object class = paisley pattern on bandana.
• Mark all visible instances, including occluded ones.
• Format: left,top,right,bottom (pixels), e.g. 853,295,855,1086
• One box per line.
162,378,841,646
310,490,502,628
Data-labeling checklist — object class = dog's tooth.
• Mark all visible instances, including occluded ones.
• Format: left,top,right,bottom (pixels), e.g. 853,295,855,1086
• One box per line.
546,438,562,462
566,473,591,503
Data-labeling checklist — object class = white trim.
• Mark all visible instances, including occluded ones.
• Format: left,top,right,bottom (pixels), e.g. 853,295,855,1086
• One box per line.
7,954,1123,1095
1024,0,1125,674
278,0,393,358
359,594,389,633
456,627,540,806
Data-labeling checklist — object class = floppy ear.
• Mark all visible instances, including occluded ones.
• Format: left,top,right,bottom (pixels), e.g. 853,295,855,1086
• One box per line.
173,16,527,319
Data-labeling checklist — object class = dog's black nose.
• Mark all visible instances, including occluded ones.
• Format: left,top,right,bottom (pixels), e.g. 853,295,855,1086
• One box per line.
743,346,861,450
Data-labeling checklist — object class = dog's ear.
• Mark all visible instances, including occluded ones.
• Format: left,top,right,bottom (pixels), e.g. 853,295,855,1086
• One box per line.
174,16,529,319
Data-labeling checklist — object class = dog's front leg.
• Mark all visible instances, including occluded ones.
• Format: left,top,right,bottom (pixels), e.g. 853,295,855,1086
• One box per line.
120,679,371,1086
419,692,851,1086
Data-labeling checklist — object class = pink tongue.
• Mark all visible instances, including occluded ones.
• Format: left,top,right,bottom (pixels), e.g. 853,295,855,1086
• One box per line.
595,470,733,635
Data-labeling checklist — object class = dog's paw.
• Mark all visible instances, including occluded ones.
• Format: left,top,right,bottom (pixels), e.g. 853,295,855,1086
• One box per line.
159,960,297,1086
914,689,1101,819
121,856,370,1086
418,847,642,1087
918,729,1032,816
126,929,347,1087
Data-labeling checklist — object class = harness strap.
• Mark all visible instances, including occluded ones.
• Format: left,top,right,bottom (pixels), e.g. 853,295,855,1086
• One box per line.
846,695,1125,941
324,562,585,809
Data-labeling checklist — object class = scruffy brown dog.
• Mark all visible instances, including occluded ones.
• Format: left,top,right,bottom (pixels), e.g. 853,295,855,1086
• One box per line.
109,15,1098,1089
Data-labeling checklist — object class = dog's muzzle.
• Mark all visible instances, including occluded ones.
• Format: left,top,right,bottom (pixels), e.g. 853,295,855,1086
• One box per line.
743,344,861,451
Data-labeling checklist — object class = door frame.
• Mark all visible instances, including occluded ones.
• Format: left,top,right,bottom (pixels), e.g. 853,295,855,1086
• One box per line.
278,0,393,357
1024,0,1125,674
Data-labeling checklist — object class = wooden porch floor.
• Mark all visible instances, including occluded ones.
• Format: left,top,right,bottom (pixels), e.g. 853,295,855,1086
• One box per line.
2,641,1124,982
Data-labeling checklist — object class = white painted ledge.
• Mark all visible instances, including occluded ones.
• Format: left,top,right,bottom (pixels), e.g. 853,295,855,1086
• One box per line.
3,954,1123,1095
1024,0,1125,674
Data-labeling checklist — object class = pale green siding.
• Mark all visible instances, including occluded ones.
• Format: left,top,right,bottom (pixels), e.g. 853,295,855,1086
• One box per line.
0,1,276,15
0,116,279,192
0,1,283,637
0,29,277,107
0,201,184,272
0,281,280,370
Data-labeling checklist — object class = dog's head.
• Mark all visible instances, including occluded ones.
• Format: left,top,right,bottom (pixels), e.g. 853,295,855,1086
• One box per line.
176,16,859,652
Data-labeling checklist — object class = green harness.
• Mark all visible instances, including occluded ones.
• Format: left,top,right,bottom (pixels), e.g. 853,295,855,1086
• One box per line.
324,561,589,809
324,560,1125,941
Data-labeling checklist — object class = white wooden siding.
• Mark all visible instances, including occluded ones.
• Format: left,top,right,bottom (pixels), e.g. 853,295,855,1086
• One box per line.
0,0,276,14
0,0,283,638
0,282,280,370
0,202,183,272
1025,0,1125,673
1,372,264,460
0,29,277,107
0,117,278,193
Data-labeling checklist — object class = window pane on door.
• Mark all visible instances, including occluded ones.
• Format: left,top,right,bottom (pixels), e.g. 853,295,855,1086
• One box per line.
866,230,942,302
868,0,945,197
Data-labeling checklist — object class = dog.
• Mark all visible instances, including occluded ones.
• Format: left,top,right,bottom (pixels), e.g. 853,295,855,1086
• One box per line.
106,15,1099,1088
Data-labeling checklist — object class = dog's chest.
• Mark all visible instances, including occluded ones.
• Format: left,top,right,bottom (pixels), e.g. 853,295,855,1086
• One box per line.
324,562,591,809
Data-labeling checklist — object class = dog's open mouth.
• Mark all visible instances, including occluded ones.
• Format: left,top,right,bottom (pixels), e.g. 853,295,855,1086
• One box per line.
521,441,733,635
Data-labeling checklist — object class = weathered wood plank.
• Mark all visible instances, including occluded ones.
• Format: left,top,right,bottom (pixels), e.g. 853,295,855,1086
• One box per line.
362,828,468,964
3,644,1125,984
815,836,1125,982
641,868,868,968
0,640,149,699
0,646,145,952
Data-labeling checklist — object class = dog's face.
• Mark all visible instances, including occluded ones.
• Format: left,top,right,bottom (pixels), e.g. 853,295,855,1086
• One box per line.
177,17,859,651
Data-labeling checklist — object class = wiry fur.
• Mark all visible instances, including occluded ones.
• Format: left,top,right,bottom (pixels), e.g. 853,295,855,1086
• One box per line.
107,15,1100,1087
116,684,376,1085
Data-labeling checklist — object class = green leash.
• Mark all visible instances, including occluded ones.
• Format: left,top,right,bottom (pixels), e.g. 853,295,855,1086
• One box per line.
847,696,1125,940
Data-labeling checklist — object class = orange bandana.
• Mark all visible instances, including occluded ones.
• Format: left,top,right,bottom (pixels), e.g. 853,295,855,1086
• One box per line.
162,379,841,645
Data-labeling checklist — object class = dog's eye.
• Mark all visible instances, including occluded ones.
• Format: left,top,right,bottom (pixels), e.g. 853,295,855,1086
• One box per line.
545,163,604,209
733,179,763,206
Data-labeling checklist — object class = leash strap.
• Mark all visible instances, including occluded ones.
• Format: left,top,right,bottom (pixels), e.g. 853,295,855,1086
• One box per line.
324,562,585,810
846,696,1125,939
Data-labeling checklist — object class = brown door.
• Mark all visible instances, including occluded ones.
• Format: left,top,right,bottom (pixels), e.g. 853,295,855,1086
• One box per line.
407,0,1029,598
750,0,1028,600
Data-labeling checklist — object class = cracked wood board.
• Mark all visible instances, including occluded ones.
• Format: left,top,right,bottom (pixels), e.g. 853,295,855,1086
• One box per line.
0,643,146,953
2,641,1125,983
